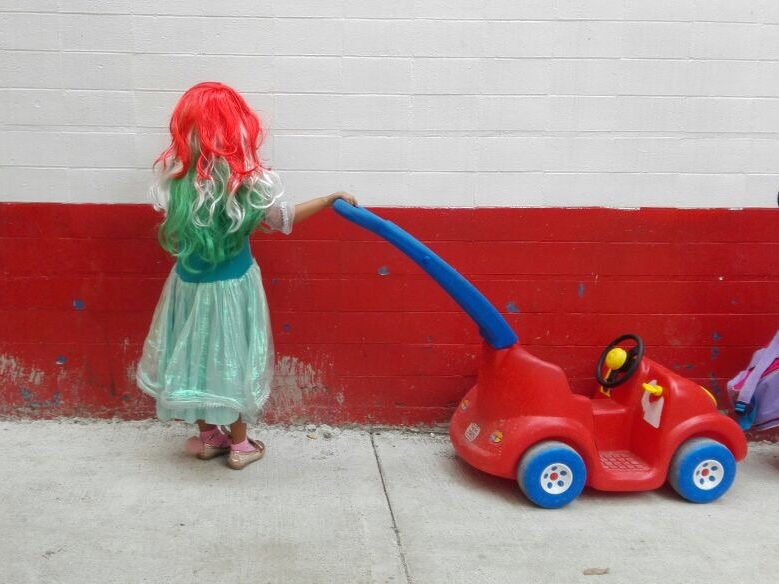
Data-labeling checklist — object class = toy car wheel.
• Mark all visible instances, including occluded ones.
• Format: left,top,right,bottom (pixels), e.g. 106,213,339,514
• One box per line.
517,441,587,509
668,438,737,504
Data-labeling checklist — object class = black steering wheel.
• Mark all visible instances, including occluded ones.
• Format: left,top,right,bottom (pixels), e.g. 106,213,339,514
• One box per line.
595,333,645,388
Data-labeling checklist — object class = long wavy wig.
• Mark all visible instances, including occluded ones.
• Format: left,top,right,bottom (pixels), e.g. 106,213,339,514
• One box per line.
152,82,279,271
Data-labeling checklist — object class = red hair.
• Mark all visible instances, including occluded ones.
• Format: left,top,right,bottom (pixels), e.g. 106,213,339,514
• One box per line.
156,82,266,192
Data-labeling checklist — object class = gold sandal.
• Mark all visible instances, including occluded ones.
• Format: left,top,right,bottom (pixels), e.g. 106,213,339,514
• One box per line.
227,438,266,470
192,426,232,460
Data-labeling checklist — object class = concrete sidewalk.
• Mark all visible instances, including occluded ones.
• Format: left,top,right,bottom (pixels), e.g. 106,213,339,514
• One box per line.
1,420,777,584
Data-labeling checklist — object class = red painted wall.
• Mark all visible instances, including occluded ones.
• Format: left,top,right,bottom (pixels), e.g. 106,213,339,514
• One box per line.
1,203,778,431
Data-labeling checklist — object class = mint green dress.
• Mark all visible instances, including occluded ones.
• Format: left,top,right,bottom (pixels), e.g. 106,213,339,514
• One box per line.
137,192,293,426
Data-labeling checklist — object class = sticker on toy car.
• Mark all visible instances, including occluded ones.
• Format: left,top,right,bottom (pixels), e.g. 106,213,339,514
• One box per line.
641,387,664,428
465,422,481,442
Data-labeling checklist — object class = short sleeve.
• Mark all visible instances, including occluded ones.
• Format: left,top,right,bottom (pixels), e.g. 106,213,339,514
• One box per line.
258,171,296,235
263,199,295,235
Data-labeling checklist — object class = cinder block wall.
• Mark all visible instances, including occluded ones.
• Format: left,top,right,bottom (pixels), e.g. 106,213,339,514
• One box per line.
1,3,778,425
3,2,779,207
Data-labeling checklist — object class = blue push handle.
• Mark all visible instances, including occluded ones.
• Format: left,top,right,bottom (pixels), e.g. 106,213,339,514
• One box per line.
333,199,518,350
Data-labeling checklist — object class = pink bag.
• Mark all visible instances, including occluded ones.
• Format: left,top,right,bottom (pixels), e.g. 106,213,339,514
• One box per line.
727,330,779,431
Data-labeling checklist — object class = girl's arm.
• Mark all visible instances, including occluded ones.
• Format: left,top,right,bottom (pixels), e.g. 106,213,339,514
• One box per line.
293,191,357,225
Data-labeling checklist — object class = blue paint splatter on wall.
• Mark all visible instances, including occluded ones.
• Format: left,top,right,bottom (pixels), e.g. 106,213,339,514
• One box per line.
72,299,85,310
711,347,720,360
282,323,292,333
707,374,723,396
18,388,62,411
577,283,586,298
505,302,520,314
712,332,722,342
377,266,390,276
55,356,67,365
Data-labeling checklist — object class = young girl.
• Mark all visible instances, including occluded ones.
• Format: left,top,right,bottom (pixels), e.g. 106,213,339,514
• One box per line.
136,82,356,470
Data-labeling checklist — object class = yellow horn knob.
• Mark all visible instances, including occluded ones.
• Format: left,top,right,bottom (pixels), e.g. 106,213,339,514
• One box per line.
605,347,627,370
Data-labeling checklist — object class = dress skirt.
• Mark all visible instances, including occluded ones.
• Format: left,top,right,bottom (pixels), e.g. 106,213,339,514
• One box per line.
136,262,274,425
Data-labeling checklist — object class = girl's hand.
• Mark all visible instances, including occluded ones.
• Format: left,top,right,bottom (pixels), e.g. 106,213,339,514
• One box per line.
293,191,359,225
327,191,357,207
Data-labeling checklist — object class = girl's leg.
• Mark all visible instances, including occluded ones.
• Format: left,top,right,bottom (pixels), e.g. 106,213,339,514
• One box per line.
196,420,216,433
229,417,247,444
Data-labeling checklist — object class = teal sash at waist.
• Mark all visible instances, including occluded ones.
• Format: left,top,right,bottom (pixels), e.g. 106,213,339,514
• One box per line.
175,240,253,283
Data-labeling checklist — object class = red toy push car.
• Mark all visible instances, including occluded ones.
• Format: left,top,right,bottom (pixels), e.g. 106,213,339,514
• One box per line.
334,201,748,508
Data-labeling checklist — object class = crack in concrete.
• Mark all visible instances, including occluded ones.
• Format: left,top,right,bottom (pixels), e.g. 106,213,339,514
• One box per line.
370,431,414,584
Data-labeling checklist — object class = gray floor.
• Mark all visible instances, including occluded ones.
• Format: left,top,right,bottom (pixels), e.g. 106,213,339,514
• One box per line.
1,419,777,584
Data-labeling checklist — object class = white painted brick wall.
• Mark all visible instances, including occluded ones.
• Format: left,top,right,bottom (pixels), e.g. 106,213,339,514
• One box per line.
1,2,779,207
